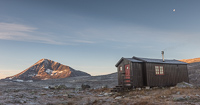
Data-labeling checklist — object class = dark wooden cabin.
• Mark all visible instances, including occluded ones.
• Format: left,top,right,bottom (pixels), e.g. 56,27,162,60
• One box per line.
115,56,189,88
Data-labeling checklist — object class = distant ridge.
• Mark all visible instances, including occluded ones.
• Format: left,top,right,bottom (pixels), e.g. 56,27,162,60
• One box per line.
6,59,91,80
179,58,200,63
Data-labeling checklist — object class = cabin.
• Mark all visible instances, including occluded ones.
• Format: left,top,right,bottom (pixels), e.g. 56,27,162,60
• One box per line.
115,56,189,88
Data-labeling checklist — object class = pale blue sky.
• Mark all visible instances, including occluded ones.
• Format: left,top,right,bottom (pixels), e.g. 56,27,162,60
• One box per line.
0,0,200,78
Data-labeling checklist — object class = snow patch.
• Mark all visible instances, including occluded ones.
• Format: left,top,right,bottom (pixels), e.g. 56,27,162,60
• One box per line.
28,74,36,77
46,69,53,74
26,80,33,82
14,79,24,82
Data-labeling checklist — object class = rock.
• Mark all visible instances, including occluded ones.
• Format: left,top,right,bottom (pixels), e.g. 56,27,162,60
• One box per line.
63,94,68,97
49,85,67,90
161,96,166,98
176,91,180,95
115,96,122,100
173,97,185,101
97,95,104,97
104,93,109,96
170,87,175,90
81,84,91,90
176,82,193,88
145,86,150,90
136,88,141,90
108,93,113,96
101,85,108,88
40,93,46,95
185,96,190,99
43,86,49,89
67,93,74,98
75,87,82,93
152,87,159,89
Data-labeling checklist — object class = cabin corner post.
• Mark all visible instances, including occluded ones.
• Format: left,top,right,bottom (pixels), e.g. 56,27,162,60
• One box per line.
186,64,189,83
142,62,147,86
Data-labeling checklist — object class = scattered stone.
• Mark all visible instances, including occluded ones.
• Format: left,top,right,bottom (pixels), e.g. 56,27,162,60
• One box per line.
160,96,166,98
43,86,49,89
67,93,74,98
185,95,190,99
75,87,82,92
104,93,109,96
145,86,150,90
63,94,68,97
170,87,175,90
48,85,68,90
176,91,180,95
115,96,122,100
108,93,113,96
152,87,159,89
81,84,91,90
101,85,108,88
136,88,141,91
97,95,104,97
40,93,46,95
173,97,185,101
176,82,193,88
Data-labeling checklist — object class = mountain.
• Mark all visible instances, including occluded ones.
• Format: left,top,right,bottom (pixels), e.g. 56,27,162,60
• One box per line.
6,59,91,81
179,57,200,63
179,57,200,85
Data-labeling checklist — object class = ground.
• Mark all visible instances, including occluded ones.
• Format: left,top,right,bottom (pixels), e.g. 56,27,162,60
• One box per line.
0,80,200,105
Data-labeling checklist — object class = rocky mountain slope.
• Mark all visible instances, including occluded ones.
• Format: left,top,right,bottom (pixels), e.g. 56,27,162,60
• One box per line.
179,57,200,63
6,59,90,80
180,57,200,85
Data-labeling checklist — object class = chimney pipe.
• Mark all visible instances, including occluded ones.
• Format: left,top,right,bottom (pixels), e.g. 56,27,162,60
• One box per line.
161,51,164,62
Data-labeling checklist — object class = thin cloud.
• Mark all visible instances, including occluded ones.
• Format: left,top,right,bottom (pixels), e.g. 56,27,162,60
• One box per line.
0,23,61,44
73,40,94,44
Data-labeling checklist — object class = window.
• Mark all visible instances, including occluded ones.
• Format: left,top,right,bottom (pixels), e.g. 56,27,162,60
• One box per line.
119,66,122,72
155,66,164,75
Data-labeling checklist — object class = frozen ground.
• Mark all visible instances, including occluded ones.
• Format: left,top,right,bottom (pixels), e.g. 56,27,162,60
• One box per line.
1,62,200,105
1,80,200,105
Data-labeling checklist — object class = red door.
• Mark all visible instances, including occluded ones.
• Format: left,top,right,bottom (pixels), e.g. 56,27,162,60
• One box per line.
125,64,130,82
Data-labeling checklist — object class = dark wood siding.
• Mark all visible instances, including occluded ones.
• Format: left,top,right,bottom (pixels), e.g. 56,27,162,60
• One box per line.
117,59,131,86
146,63,188,87
131,62,143,87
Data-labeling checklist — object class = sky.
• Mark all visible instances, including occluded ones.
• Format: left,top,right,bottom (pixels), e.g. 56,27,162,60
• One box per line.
0,0,200,79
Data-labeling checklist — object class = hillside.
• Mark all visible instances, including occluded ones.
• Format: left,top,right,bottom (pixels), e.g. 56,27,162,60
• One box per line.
179,57,200,85
6,59,90,81
179,57,200,63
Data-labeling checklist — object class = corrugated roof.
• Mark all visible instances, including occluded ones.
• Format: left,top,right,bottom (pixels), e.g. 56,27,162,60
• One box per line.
115,57,142,67
116,56,187,67
133,56,187,64
125,58,143,63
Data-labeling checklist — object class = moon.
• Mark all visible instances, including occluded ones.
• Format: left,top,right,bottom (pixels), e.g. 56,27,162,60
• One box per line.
173,9,175,12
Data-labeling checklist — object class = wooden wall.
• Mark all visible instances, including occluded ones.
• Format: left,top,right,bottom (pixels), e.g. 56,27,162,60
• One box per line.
145,63,188,87
131,62,143,87
117,59,143,87
117,59,130,86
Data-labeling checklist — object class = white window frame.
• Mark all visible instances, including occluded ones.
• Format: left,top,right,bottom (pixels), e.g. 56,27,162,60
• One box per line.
155,66,164,75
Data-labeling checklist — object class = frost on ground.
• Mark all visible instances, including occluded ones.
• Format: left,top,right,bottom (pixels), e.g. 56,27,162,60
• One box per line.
1,72,200,105
0,80,200,105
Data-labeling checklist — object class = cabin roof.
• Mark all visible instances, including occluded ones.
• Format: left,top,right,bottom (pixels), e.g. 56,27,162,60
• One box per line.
116,56,187,67
115,57,142,67
132,56,187,64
